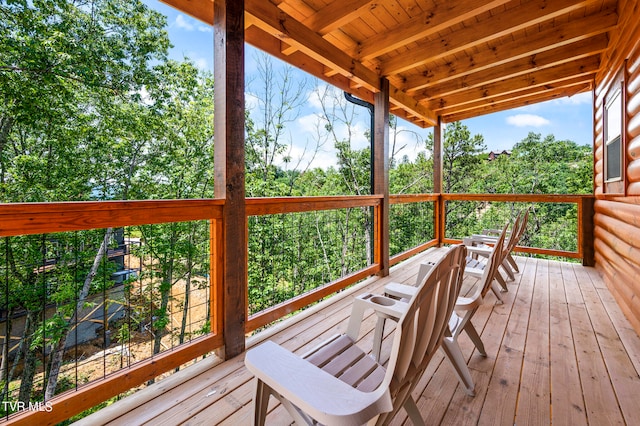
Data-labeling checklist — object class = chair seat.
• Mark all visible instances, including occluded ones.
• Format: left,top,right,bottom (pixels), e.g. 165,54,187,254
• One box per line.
304,334,386,392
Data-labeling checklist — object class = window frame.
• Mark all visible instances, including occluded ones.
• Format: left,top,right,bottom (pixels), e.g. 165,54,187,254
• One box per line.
603,66,627,195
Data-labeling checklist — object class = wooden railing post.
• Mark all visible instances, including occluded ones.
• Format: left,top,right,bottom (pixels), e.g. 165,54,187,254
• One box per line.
437,195,446,246
433,118,444,246
374,77,390,276
581,196,596,266
214,0,247,359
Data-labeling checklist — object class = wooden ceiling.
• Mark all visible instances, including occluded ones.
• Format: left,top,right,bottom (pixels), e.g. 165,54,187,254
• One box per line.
161,0,618,128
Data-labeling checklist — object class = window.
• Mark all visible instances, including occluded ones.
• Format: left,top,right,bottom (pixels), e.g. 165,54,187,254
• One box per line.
605,88,622,182
603,67,626,194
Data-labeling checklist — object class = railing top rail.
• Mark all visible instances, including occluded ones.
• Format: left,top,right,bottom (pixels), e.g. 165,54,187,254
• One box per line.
440,193,593,202
246,195,382,216
390,194,439,203
0,193,595,237
0,199,224,237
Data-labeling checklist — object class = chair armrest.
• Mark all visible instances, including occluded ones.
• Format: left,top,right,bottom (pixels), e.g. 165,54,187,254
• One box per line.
469,235,498,244
383,282,417,300
455,295,481,313
481,228,508,236
346,293,408,340
245,340,392,424
465,245,492,258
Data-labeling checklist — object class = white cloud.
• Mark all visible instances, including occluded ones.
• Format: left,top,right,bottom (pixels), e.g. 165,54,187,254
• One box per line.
174,15,194,31
506,114,551,127
552,91,592,106
191,56,209,71
391,125,428,161
174,14,210,33
245,92,260,111
297,113,323,134
306,84,348,111
276,142,337,171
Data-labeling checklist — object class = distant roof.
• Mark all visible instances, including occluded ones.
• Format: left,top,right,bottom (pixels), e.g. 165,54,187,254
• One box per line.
488,150,512,160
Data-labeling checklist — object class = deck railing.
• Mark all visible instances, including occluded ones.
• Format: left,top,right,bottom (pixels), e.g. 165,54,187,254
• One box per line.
0,193,594,424
0,200,225,424
389,194,439,265
439,194,595,262
245,196,381,332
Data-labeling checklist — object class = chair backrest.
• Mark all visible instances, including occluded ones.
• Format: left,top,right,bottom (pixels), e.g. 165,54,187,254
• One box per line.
504,211,523,253
376,245,466,424
510,207,530,250
476,223,510,299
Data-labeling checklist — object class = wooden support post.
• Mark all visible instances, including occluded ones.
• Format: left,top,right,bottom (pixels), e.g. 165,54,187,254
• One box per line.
214,0,246,359
433,117,444,245
374,78,390,276
581,196,595,266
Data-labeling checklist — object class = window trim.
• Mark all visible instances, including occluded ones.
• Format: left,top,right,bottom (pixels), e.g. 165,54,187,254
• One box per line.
603,65,627,195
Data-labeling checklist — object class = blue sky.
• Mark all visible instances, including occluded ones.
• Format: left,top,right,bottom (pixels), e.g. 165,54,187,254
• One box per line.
146,1,593,166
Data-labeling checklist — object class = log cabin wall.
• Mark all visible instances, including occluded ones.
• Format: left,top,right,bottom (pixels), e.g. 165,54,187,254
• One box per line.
593,0,640,333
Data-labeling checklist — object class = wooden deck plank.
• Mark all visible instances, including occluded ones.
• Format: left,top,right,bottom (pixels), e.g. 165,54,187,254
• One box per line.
72,252,640,426
572,263,640,425
563,262,626,425
583,265,640,375
439,257,531,426
477,254,537,426
71,355,226,426
178,379,254,426
549,261,587,425
516,259,551,424
149,356,252,425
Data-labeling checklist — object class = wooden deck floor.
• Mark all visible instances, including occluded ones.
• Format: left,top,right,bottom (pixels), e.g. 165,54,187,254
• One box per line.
76,247,640,425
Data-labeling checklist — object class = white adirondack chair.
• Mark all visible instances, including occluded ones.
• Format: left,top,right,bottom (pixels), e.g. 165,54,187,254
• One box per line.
464,208,530,288
244,244,467,426
382,226,510,396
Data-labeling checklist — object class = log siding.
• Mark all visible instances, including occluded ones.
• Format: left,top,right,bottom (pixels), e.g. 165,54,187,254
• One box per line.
594,0,640,333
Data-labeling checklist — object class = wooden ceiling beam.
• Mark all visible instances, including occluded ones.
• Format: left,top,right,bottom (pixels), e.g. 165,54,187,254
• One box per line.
381,0,597,75
457,79,591,115
389,86,437,127
402,10,617,93
160,0,605,127
443,82,592,122
245,0,379,91
389,107,430,128
423,57,599,111
415,37,607,100
436,75,593,119
302,0,374,35
355,0,512,60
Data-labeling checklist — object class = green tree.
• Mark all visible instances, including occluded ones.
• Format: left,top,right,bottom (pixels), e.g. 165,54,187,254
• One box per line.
488,132,592,251
426,122,486,237
245,52,309,196
0,0,170,408
132,60,214,361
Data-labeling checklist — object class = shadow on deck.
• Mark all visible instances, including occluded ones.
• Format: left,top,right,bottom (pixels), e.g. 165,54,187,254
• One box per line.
74,247,640,425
